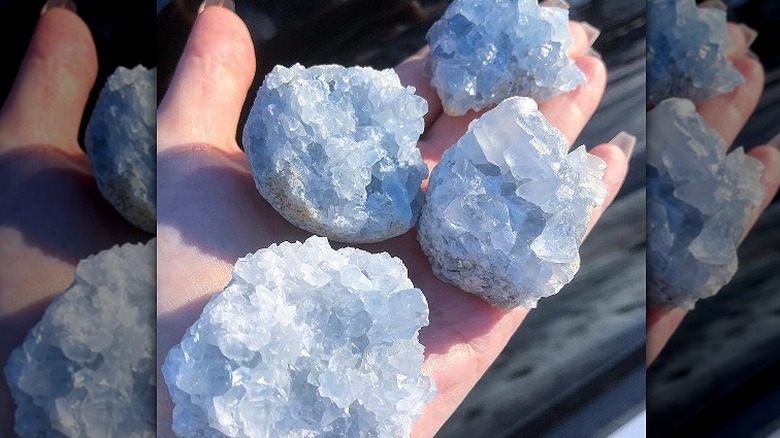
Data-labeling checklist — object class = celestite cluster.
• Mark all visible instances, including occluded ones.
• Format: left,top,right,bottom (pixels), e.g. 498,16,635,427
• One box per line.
647,99,763,309
418,97,606,308
647,0,743,105
425,0,585,116
4,240,156,438
163,236,436,438
86,65,157,233
243,64,428,243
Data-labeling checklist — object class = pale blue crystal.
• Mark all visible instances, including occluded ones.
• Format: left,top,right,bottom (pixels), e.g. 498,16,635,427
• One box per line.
425,0,585,116
162,236,436,438
647,0,743,105
418,97,606,309
4,240,156,438
243,64,428,244
647,98,764,309
86,66,157,233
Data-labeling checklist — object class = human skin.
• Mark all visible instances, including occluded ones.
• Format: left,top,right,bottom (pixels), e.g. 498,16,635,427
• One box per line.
0,8,150,436
156,6,631,437
646,23,780,365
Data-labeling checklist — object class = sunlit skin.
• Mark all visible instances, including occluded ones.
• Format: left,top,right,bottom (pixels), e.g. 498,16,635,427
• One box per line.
646,22,780,366
155,7,629,437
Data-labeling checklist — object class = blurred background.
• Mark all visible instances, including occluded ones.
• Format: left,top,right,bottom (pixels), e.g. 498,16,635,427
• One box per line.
647,1,780,437
156,0,647,437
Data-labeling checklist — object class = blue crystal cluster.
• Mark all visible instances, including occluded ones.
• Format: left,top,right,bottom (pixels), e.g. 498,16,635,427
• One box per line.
418,97,606,308
647,0,743,105
86,65,157,233
647,99,764,309
4,240,156,438
425,0,585,116
163,237,435,438
243,64,428,244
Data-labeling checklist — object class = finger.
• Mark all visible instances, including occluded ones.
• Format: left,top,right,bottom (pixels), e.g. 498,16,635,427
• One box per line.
395,46,442,129
647,307,688,365
725,22,757,58
742,143,780,237
569,20,600,57
583,135,633,239
0,6,97,153
157,5,256,152
538,55,608,145
696,56,764,147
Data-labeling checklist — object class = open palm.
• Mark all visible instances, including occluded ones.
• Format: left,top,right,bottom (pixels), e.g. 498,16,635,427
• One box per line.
156,7,631,437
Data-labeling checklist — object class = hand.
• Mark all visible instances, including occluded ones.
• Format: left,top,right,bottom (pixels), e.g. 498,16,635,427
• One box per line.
646,23,780,365
156,6,631,437
0,8,149,435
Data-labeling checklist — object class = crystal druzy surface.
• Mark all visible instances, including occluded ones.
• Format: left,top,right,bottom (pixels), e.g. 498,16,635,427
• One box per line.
163,236,435,438
647,0,743,105
243,64,428,244
4,240,156,438
647,98,763,309
86,65,157,233
425,0,585,116
418,97,606,309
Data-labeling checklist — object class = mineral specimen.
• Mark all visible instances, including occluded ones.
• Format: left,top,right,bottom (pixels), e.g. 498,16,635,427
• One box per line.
418,97,606,309
243,64,428,244
425,0,585,116
647,98,763,309
647,0,743,105
86,65,157,233
162,236,435,437
4,239,156,438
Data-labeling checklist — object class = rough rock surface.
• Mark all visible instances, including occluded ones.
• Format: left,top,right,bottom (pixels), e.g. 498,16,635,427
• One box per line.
243,64,428,244
647,98,763,309
425,0,585,116
86,65,157,233
418,97,606,308
163,236,435,437
647,0,743,105
4,240,156,438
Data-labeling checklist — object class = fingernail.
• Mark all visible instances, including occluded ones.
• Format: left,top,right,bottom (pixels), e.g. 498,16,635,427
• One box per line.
610,131,636,159
585,47,602,60
739,23,758,47
540,0,570,10
580,22,601,49
41,0,77,15
699,0,728,11
768,132,780,150
745,50,760,61
198,0,235,14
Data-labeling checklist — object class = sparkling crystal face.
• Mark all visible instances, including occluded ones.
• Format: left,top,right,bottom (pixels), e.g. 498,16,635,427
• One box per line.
162,236,436,438
4,240,157,438
243,64,428,244
85,65,157,233
425,0,585,116
647,99,764,309
418,97,606,309
647,0,743,105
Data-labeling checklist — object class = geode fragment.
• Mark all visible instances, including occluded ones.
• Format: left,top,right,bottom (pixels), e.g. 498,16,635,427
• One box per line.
162,236,435,438
4,239,156,438
243,64,428,244
647,98,763,309
647,0,743,105
86,65,157,233
425,0,585,116
418,97,606,308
